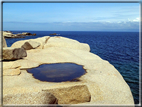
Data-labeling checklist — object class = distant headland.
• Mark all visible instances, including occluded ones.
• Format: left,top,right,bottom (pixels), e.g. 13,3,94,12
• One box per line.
2,31,36,38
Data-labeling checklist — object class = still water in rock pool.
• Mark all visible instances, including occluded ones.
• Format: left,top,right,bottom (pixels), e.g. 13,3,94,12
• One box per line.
27,63,86,82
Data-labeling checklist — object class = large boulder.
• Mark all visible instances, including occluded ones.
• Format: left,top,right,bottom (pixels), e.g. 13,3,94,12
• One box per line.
21,41,40,50
43,85,91,104
3,47,27,60
3,35,7,47
3,91,58,104
3,36,134,105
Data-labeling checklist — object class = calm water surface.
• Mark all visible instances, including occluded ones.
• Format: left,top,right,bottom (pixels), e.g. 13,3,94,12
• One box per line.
27,63,86,82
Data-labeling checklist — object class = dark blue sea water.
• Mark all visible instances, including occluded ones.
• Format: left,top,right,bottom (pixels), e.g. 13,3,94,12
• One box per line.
27,63,86,82
5,31,139,104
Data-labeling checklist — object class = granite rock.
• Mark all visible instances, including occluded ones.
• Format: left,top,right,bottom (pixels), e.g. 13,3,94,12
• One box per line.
43,84,91,104
21,41,40,50
3,47,27,60
3,91,58,104
3,36,134,105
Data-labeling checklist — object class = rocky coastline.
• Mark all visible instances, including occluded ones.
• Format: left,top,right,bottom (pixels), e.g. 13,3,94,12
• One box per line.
2,34,134,106
3,31,36,38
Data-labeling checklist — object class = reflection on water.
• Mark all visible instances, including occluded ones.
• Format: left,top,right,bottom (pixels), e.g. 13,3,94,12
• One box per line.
27,63,86,82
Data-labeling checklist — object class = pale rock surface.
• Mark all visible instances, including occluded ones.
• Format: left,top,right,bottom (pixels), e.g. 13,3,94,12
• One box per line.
3,67,21,76
11,39,29,48
3,47,27,60
3,61,20,70
3,59,40,70
21,40,40,50
29,36,50,49
3,36,134,105
3,31,13,38
11,36,50,49
43,36,90,51
3,31,35,38
3,91,58,104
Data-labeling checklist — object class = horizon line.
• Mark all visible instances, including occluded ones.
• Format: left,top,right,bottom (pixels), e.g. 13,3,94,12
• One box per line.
2,30,139,32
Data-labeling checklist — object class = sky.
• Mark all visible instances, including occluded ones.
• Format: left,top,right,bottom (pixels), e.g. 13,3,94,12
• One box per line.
2,2,140,31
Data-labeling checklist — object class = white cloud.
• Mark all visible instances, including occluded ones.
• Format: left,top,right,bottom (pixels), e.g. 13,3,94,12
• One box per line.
132,17,140,22
3,21,139,31
126,17,140,22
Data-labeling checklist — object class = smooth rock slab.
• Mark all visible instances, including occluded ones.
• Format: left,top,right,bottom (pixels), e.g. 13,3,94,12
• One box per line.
43,85,91,104
21,41,40,50
3,68,21,76
43,36,90,51
3,47,27,60
3,91,58,104
3,59,40,70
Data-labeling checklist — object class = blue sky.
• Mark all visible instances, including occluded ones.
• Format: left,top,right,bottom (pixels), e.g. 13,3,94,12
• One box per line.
3,3,140,31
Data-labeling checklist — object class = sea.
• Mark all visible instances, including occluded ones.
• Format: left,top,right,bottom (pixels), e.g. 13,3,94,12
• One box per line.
5,31,140,104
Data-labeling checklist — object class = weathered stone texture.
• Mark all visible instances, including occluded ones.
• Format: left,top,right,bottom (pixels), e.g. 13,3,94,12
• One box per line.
43,85,91,104
21,41,40,50
3,91,58,104
3,36,134,105
3,47,27,60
